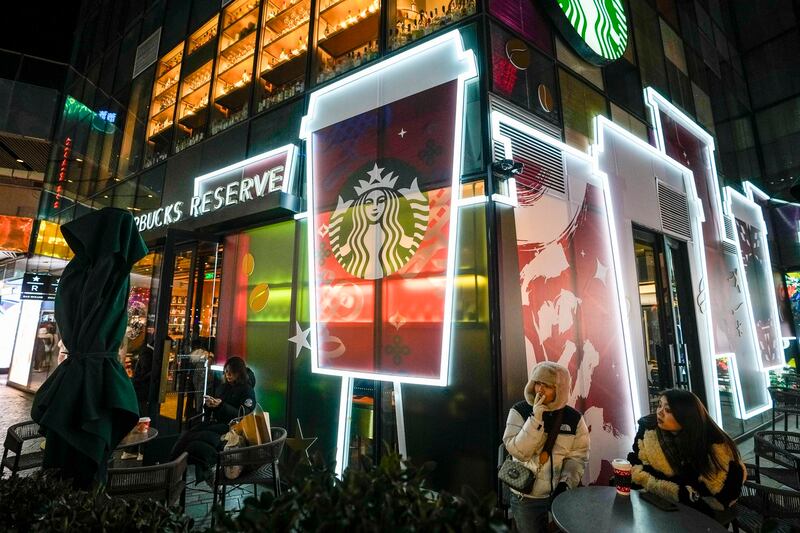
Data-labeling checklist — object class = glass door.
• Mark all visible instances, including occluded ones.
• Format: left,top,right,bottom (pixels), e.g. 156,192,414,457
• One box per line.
633,227,705,410
149,230,222,434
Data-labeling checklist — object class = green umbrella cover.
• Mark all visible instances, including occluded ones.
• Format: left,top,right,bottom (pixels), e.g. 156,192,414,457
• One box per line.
31,207,147,487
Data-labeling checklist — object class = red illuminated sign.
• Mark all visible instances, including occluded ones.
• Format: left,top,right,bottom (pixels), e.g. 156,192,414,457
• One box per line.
53,137,72,209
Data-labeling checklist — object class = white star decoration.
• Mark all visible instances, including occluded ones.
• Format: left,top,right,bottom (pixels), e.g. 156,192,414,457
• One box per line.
389,311,407,330
594,259,609,286
366,163,385,183
288,321,311,358
398,128,406,138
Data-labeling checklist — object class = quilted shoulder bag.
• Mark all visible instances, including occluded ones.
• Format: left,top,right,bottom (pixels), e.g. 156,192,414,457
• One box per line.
498,457,535,493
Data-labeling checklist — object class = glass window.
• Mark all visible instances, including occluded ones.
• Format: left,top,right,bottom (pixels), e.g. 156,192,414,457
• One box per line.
114,25,141,95
490,23,559,126
175,16,218,153
692,81,714,131
555,37,603,90
210,0,259,135
744,31,800,110
118,65,155,178
248,98,304,155
136,165,166,211
315,0,380,83
660,18,687,76
558,68,607,151
256,0,310,113
488,0,552,54
387,0,476,51
144,44,183,168
603,55,645,120
630,0,668,96
610,103,647,141
112,176,139,211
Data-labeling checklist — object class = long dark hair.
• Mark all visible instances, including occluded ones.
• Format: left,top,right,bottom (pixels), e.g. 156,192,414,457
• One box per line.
223,356,248,385
660,389,740,476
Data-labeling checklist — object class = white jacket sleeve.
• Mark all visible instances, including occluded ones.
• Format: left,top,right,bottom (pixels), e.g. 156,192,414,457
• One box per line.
559,416,589,488
503,407,546,462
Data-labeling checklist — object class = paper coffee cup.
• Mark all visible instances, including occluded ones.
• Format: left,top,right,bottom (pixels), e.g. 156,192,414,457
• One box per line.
136,417,151,433
612,458,632,495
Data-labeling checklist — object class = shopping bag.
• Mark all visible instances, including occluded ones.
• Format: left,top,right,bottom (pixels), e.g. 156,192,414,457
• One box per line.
237,403,272,445
221,427,246,479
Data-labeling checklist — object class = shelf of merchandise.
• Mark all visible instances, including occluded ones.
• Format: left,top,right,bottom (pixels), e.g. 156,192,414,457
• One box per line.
188,16,219,56
148,44,184,141
214,0,259,114
317,0,379,58
178,62,213,129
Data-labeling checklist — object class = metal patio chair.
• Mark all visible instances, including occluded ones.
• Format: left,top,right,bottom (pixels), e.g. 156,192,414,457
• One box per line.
754,431,800,490
107,451,188,507
733,480,800,533
1,420,44,478
768,387,800,431
213,427,286,511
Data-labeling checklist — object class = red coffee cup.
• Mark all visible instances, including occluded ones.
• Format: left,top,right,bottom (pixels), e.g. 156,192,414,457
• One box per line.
136,417,151,433
612,458,632,495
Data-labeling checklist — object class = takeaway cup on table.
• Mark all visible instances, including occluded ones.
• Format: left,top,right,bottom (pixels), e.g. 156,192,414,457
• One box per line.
612,458,632,495
135,417,151,433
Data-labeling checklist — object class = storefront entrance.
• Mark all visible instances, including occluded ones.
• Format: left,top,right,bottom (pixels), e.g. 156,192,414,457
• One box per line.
634,227,706,410
148,230,222,434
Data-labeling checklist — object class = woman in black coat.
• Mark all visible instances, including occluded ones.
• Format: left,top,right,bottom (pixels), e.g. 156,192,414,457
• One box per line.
171,356,255,483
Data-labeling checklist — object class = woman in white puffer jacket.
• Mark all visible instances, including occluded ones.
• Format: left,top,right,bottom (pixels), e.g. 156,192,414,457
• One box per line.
503,361,590,533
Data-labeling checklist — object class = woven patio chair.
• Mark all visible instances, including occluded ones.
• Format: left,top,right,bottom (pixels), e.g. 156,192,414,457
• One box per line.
768,388,800,431
213,427,286,511
754,431,800,490
1,421,44,478
107,451,188,507
733,480,800,533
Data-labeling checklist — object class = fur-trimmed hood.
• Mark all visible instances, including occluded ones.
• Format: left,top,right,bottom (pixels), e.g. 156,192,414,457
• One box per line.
524,361,571,411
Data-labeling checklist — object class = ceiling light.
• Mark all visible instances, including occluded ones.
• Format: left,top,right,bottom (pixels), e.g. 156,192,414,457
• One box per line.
16,158,24,163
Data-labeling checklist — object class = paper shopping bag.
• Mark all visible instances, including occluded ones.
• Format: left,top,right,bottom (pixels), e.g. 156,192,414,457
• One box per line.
239,404,272,444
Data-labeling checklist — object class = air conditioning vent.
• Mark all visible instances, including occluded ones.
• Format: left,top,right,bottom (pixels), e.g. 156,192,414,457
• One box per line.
657,181,692,240
495,121,566,197
723,214,736,241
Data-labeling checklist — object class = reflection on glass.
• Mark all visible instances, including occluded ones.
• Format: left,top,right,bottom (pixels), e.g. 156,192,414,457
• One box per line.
175,60,213,152
315,0,380,83
257,0,310,112
635,237,665,410
211,0,260,135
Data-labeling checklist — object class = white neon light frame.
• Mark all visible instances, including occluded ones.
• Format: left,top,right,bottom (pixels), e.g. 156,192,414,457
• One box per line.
725,186,785,371
645,87,772,419
192,144,297,197
299,30,477,387
490,110,642,421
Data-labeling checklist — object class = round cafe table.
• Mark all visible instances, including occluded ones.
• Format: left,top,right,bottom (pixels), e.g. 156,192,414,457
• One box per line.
117,427,158,449
551,486,727,533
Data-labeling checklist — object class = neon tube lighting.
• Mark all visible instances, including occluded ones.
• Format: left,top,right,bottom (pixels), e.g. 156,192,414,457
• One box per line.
193,144,296,196
301,29,477,387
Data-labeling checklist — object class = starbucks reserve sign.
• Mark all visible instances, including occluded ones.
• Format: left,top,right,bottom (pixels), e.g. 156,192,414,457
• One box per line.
541,0,628,65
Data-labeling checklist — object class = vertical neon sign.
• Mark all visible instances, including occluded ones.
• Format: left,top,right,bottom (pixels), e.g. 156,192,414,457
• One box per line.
53,137,72,210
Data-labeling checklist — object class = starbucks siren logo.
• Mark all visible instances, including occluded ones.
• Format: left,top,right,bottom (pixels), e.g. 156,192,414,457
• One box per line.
544,0,628,65
329,163,428,280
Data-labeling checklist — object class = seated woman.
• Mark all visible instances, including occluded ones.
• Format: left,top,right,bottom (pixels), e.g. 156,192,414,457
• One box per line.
171,356,255,484
628,389,745,521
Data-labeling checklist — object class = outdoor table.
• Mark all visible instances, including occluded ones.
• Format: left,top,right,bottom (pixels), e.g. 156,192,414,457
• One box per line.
551,486,727,533
116,427,159,449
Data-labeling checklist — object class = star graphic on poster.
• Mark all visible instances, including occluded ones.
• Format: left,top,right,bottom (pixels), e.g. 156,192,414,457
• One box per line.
594,259,609,286
32,276,40,282
288,321,311,358
580,250,586,257
285,419,317,465
389,311,407,330
318,224,330,238
366,163,385,182
398,128,407,138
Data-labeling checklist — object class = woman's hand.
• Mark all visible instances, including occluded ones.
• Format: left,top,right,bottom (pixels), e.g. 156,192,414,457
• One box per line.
532,392,547,421
204,396,222,408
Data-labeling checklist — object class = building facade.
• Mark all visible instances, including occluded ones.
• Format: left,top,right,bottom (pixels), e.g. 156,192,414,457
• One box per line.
13,0,799,494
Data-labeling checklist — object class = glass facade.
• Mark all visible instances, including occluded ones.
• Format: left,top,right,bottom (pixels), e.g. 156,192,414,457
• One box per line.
18,0,798,498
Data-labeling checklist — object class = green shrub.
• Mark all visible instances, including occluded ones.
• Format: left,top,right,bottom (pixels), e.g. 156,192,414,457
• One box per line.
0,472,193,532
209,452,508,532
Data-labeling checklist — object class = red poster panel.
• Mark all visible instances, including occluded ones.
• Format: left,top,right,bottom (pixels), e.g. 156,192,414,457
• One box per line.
0,215,33,253
302,32,477,385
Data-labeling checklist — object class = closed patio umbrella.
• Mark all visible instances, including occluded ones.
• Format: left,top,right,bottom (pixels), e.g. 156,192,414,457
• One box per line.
31,207,147,488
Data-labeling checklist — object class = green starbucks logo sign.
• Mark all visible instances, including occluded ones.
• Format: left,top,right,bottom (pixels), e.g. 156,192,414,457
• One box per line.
329,163,428,280
543,0,628,65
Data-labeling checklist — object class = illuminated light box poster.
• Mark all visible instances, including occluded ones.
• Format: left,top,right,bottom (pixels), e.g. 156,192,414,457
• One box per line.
300,31,477,385
727,188,783,369
648,89,770,417
493,113,636,484
0,215,33,253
